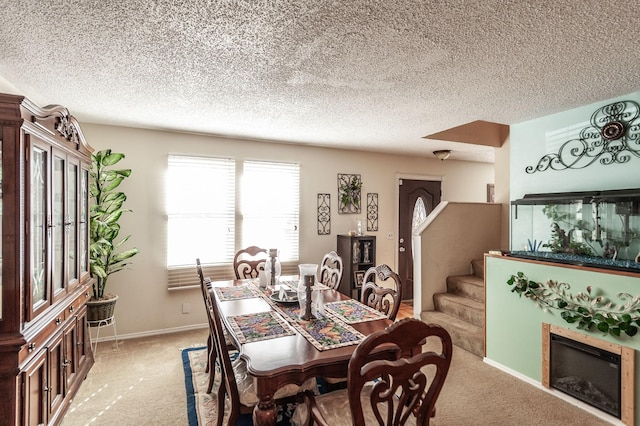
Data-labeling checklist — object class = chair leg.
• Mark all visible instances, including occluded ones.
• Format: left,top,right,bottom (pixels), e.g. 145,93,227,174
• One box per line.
216,381,226,426
207,343,217,394
204,333,213,373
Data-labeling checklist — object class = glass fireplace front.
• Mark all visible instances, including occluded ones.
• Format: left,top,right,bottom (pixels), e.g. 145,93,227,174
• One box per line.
550,334,621,418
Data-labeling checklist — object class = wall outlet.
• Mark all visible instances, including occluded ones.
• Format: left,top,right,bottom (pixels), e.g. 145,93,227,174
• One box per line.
386,231,394,240
182,303,190,314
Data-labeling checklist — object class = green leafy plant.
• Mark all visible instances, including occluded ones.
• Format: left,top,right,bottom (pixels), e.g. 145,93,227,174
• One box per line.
507,272,640,337
89,149,139,300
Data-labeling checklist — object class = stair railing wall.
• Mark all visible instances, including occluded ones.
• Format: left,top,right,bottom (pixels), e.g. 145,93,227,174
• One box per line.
412,202,502,316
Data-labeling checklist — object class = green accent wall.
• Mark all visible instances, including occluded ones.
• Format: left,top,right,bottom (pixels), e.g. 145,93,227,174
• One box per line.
486,255,640,423
510,91,640,200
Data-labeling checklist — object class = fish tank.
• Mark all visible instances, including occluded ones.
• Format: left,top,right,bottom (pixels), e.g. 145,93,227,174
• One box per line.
509,188,640,272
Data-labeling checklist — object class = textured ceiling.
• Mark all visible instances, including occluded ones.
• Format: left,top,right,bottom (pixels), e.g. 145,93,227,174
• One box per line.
1,1,640,163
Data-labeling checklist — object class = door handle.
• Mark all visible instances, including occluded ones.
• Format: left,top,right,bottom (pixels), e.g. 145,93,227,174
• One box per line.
399,247,406,252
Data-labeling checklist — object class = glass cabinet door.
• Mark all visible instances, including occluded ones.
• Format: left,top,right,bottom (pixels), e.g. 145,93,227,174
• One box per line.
67,158,79,288
79,166,89,280
30,144,48,315
52,152,65,297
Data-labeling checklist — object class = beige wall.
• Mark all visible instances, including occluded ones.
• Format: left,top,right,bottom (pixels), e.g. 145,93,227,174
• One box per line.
80,123,494,339
494,136,510,249
413,202,502,314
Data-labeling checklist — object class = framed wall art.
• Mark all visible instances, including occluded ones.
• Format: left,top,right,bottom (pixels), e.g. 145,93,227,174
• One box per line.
338,173,362,214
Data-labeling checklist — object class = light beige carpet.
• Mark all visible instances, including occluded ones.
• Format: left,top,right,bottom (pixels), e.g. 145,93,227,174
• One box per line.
61,327,615,425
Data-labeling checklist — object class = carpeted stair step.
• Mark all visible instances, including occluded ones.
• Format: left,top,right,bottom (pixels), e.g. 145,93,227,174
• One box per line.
433,293,484,327
446,274,484,302
421,310,484,357
471,258,484,278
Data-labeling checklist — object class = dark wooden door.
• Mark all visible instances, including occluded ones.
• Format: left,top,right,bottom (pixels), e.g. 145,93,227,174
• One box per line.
398,179,441,300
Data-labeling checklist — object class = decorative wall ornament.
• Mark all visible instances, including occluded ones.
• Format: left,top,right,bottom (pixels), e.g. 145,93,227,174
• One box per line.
507,272,640,338
337,173,362,214
526,100,640,173
317,193,331,235
367,193,378,231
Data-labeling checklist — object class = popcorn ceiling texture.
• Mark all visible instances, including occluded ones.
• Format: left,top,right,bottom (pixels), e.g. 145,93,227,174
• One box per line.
1,0,639,162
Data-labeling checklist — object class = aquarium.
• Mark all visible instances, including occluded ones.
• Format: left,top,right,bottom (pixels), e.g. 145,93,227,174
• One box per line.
509,188,640,272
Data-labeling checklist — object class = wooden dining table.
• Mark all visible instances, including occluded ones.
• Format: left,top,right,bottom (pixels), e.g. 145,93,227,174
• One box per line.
210,275,393,426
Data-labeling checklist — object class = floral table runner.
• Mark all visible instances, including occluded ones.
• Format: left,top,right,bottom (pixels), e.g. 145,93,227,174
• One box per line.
226,311,295,344
278,279,331,291
266,302,365,351
214,284,262,301
324,299,388,324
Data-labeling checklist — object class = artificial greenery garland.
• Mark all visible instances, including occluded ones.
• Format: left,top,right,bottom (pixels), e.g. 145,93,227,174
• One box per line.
507,272,640,337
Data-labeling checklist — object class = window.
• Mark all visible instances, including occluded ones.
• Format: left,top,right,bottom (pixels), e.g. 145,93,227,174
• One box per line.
166,155,299,288
241,160,299,262
412,197,427,230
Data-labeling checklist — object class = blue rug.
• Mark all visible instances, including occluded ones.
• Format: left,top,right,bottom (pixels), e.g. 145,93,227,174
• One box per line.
181,347,205,426
181,346,296,425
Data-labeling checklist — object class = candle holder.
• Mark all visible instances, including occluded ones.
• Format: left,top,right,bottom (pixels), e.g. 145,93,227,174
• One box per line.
265,248,281,287
299,275,315,321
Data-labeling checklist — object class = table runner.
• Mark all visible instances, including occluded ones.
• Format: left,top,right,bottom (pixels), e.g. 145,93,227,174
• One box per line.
278,279,331,291
265,300,365,351
214,284,262,301
324,299,388,324
226,311,295,344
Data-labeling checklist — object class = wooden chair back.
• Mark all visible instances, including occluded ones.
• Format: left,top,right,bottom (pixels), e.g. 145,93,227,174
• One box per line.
348,318,453,425
233,246,268,279
196,258,219,393
205,284,246,425
361,264,403,321
319,250,343,290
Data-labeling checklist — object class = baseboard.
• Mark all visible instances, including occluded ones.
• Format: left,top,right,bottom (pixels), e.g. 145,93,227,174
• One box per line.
90,322,208,343
482,357,623,426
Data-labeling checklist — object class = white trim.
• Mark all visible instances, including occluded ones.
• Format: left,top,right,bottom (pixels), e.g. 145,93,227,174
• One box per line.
482,357,623,425
90,323,208,343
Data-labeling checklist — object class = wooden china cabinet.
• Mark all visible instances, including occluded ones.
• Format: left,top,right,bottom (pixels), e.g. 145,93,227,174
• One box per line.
0,93,95,425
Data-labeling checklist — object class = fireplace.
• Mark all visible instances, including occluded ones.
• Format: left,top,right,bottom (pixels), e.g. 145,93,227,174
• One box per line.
550,333,620,417
542,323,635,425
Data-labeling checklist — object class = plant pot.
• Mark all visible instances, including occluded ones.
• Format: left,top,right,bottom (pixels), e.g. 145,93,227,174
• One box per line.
86,295,119,325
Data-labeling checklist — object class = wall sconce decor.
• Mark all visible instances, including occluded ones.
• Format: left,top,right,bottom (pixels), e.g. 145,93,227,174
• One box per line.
367,193,378,231
433,150,451,161
338,173,362,214
317,193,331,235
527,100,640,173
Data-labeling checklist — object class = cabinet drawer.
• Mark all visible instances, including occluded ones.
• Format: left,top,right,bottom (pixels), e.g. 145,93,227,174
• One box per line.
65,290,91,320
19,314,66,365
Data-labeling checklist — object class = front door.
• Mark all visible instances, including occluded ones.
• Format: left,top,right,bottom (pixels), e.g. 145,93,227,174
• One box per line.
398,179,441,300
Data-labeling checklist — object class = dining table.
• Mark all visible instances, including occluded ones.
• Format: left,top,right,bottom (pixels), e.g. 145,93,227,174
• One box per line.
210,275,394,426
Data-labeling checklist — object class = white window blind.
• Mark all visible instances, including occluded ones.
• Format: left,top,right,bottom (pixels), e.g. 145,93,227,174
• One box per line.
166,157,300,289
166,155,235,288
241,160,300,262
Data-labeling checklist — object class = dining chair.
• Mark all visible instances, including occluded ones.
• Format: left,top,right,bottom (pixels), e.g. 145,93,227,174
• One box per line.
205,285,316,425
319,250,343,290
233,246,268,279
293,318,453,426
361,264,403,321
196,258,237,394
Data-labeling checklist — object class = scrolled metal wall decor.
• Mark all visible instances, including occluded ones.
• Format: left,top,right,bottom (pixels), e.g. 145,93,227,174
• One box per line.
526,100,640,173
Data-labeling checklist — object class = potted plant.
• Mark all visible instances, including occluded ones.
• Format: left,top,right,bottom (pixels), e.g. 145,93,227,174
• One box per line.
87,149,139,322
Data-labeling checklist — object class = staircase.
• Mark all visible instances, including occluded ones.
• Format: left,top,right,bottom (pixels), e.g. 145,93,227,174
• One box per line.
421,259,485,357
